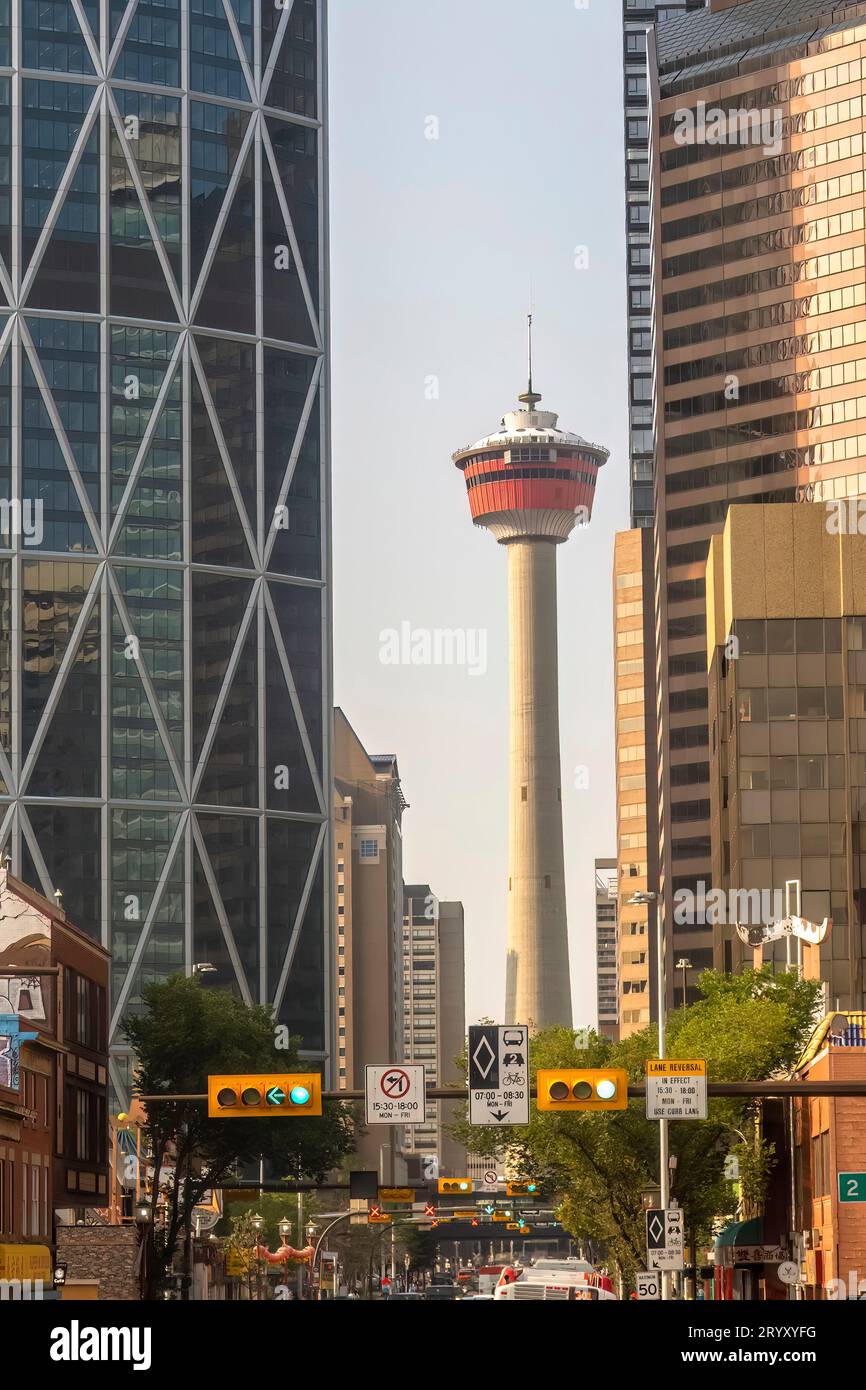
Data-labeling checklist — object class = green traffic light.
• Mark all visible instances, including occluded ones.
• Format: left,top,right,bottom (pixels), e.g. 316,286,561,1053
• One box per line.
596,1078,617,1101
290,1084,311,1106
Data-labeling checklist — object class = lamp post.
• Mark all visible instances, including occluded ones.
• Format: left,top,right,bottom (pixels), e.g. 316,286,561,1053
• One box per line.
278,1217,292,1296
675,957,692,1011
251,1213,264,1301
629,889,671,1301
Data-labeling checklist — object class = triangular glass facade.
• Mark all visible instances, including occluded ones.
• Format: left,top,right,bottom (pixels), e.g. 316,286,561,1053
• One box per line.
0,1,330,1092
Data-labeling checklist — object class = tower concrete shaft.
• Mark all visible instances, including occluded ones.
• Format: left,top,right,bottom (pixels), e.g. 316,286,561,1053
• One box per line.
505,539,572,1029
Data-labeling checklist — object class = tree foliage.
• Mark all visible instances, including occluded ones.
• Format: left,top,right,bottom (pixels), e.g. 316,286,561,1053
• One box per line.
452,968,821,1287
123,974,355,1297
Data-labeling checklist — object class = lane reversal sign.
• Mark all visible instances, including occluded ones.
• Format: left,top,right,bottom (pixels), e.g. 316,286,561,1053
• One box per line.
468,1024,529,1126
645,1059,708,1120
365,1063,426,1126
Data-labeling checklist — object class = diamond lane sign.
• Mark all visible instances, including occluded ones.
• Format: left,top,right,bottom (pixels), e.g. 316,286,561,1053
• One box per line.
645,1059,708,1121
646,1207,684,1271
468,1024,530,1126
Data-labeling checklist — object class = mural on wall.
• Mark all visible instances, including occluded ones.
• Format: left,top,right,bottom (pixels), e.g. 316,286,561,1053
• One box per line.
0,870,53,1090
0,1014,38,1092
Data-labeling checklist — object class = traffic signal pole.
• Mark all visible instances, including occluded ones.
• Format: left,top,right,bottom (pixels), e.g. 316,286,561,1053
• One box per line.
655,896,671,1303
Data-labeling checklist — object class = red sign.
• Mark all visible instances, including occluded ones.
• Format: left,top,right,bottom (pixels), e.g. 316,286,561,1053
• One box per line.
424,1203,435,1218
380,1068,412,1098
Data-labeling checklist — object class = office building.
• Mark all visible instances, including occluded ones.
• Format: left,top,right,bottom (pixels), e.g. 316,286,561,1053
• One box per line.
647,0,866,1002
0,1,331,1101
333,710,407,1085
706,504,866,1009
452,357,608,1029
594,858,619,1040
613,528,658,1033
622,0,706,528
402,885,466,1179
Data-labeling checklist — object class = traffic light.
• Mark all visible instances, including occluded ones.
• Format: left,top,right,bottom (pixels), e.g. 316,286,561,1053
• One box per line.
424,1203,435,1218
506,1181,539,1197
536,1068,628,1112
207,1073,323,1118
437,1177,472,1194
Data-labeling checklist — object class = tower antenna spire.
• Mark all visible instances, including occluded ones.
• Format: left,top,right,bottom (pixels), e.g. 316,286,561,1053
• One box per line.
519,309,542,410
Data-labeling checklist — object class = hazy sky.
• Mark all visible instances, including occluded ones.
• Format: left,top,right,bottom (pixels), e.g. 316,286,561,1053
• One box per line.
329,0,627,1029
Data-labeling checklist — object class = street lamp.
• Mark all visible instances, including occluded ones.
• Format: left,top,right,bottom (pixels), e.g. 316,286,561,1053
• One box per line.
628,888,671,1302
278,1217,292,1294
251,1214,264,1302
675,957,692,1011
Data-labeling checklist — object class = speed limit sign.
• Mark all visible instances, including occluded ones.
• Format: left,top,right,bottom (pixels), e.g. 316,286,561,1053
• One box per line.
636,1271,660,1300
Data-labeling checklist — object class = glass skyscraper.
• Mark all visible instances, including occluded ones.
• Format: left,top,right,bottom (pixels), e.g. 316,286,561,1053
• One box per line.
622,0,705,527
0,0,331,1103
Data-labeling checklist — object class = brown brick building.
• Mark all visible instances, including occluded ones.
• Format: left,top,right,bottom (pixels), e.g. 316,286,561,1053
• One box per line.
0,870,110,1275
793,1011,866,1295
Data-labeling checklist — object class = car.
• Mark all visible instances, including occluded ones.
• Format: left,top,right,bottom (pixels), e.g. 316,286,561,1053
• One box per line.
385,1291,424,1301
461,1293,495,1301
423,1285,463,1300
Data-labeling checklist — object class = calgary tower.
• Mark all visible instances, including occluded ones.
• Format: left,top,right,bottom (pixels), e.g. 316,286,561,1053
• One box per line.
452,322,609,1028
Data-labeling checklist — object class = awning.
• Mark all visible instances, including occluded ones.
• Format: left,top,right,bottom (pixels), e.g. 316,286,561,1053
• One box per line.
715,1217,763,1249
0,1243,52,1280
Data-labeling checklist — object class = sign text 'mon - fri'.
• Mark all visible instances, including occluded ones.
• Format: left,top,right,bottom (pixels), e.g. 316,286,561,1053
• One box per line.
468,1024,530,1126
645,1058,708,1121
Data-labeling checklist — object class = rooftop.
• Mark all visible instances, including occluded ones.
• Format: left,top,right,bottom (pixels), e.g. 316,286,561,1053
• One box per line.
656,0,866,77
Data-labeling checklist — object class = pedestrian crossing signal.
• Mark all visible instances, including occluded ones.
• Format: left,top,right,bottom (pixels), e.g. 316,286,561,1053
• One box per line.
536,1068,628,1112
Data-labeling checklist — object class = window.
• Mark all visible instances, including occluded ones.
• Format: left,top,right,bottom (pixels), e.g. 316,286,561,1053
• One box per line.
358,839,378,861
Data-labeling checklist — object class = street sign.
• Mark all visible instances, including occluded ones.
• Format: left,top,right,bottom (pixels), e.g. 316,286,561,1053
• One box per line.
482,1169,499,1189
839,1171,866,1203
207,1073,322,1117
645,1059,707,1120
732,1245,788,1264
636,1271,660,1301
320,1253,337,1293
468,1023,529,1126
379,1187,414,1204
646,1207,684,1271
778,1261,801,1286
364,1063,426,1126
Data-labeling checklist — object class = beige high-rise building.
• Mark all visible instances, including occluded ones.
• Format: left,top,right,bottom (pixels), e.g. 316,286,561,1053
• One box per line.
647,0,866,1001
333,709,407,1180
402,885,467,1180
595,858,619,1040
706,504,866,1009
613,529,658,1035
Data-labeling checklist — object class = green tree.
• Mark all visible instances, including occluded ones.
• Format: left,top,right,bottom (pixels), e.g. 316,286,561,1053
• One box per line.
123,974,355,1298
452,968,821,1288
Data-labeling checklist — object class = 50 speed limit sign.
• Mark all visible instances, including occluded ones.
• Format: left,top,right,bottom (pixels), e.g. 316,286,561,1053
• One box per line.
636,1271,660,1300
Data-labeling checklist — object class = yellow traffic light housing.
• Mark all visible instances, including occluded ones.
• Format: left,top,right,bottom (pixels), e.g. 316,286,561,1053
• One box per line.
536,1068,628,1112
437,1177,472,1194
207,1073,323,1117
506,1181,539,1198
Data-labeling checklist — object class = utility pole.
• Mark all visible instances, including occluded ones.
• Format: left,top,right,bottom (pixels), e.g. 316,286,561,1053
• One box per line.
630,889,671,1301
